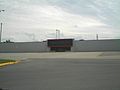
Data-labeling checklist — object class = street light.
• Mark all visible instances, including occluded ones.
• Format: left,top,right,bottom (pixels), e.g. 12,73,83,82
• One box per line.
96,34,99,40
56,29,60,39
0,10,5,43
0,23,3,43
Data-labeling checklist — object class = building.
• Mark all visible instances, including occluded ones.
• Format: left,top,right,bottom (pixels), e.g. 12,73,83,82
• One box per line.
0,39,120,53
47,39,74,52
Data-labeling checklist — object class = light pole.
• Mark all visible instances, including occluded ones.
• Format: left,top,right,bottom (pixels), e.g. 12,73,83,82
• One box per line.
96,34,99,40
0,10,5,43
56,29,60,39
56,29,58,39
0,23,2,43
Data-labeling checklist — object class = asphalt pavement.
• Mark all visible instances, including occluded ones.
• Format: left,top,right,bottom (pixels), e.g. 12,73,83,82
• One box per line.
0,58,120,90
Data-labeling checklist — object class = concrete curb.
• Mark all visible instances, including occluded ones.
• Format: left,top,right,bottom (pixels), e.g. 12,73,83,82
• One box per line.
0,61,20,67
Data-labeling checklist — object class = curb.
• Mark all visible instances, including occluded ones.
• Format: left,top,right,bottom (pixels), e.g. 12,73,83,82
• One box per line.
0,61,20,67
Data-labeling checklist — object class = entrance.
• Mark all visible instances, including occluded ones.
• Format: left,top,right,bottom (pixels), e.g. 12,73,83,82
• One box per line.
47,39,73,52
50,47,71,52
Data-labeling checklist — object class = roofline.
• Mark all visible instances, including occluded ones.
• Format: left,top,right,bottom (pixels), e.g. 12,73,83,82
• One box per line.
47,38,74,41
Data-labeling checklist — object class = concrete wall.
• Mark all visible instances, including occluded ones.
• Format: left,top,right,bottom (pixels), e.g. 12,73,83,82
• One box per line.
0,39,120,53
0,42,49,53
71,39,120,52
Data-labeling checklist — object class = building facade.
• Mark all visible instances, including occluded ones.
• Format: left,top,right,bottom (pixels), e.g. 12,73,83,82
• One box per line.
0,39,120,53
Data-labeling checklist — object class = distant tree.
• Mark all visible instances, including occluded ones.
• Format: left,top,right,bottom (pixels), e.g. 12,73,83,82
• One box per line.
79,39,84,41
4,40,14,43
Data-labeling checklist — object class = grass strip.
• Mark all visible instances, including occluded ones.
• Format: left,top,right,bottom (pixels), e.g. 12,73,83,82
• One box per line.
0,59,16,64
0,59,19,67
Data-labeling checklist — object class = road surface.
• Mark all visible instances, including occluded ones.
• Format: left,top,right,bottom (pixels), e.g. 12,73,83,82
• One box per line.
0,58,120,90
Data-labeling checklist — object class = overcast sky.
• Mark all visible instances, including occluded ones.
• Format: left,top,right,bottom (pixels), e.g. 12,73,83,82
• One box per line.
0,0,120,42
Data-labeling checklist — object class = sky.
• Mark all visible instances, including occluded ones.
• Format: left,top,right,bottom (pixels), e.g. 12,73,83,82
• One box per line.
0,0,120,42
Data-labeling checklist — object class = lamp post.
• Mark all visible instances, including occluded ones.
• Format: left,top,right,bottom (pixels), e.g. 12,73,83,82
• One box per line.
0,10,5,43
96,34,99,40
56,29,60,39
0,23,2,43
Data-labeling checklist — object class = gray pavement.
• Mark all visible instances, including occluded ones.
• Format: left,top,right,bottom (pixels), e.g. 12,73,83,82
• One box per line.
0,58,120,90
0,52,120,60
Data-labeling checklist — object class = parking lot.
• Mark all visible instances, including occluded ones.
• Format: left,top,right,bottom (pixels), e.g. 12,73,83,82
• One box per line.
0,52,120,90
